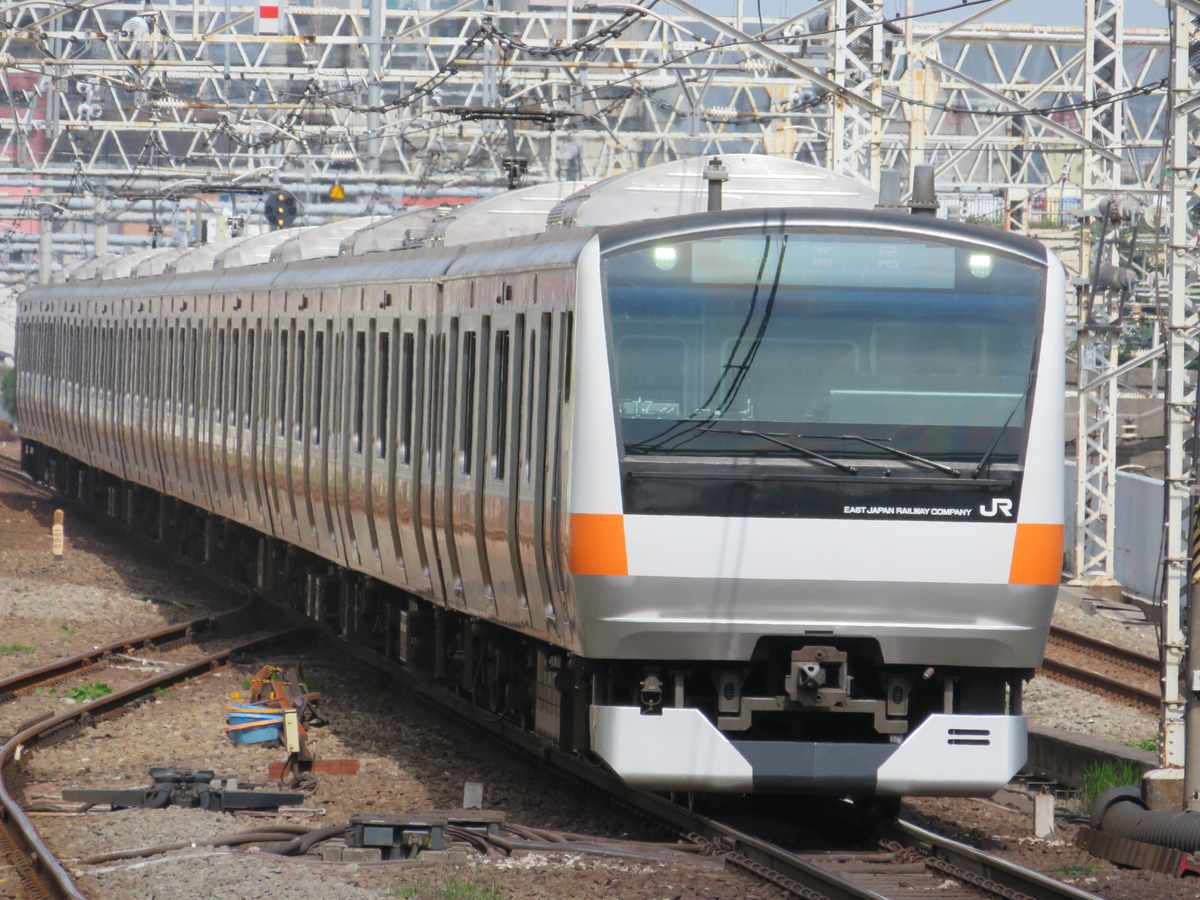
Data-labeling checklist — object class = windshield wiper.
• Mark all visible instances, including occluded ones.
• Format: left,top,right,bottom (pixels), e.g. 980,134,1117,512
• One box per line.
806,434,962,477
972,379,1033,479
700,426,859,475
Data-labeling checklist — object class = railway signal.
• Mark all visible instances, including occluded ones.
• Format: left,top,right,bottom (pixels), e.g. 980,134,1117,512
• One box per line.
265,190,298,229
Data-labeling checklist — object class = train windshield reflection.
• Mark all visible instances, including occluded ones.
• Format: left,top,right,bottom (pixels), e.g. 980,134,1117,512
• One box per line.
603,230,1045,463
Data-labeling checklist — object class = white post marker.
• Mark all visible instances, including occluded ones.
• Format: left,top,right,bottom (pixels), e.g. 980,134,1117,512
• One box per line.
52,509,64,560
1033,792,1055,838
462,782,484,810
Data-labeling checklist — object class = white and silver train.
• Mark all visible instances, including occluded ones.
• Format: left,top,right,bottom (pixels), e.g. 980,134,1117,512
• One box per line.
17,155,1065,797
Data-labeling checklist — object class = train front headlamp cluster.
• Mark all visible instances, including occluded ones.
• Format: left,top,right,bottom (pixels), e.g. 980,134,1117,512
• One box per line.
653,246,677,270
968,253,993,278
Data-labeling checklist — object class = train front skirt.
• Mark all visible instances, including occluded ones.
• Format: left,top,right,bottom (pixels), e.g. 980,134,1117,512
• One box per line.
590,706,1027,796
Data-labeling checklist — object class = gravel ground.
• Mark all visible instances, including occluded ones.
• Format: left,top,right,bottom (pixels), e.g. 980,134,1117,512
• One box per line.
0,446,1192,900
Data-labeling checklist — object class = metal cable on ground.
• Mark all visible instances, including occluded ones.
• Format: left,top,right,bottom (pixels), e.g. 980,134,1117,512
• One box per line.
76,824,328,865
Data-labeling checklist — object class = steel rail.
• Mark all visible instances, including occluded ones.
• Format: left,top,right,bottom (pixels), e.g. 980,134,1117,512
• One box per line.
0,606,250,701
1037,656,1161,711
1041,624,1161,712
883,819,1104,900
1047,624,1160,678
0,625,312,900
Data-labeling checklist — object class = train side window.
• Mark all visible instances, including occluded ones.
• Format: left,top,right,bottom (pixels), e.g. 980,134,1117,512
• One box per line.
353,328,366,455
230,326,241,425
561,311,574,403
165,327,175,416
523,330,537,483
460,330,477,475
377,329,390,459
215,326,226,425
399,331,415,465
185,327,195,416
278,330,289,437
245,324,256,430
491,330,510,480
313,328,325,446
295,328,307,442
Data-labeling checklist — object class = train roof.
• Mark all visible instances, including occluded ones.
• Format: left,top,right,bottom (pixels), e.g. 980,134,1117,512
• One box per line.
270,215,386,263
548,155,874,228
42,156,885,288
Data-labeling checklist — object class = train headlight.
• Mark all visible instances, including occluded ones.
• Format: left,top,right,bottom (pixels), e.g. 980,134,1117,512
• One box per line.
968,253,993,278
653,246,677,270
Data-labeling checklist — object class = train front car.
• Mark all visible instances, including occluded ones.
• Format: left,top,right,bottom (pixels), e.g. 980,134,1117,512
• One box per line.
571,208,1064,797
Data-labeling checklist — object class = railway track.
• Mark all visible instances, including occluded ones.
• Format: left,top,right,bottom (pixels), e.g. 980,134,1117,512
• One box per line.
1040,624,1161,712
0,613,310,900
346,635,1106,900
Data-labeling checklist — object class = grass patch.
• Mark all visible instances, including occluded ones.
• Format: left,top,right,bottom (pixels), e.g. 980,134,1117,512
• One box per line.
1056,855,1100,878
1118,737,1158,753
1082,759,1143,807
0,643,35,654
385,870,503,900
66,683,113,702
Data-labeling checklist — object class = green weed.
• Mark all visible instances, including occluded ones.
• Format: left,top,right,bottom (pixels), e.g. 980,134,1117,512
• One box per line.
1056,856,1100,878
59,626,75,635
1082,759,1143,807
0,643,35,654
385,870,503,900
1117,737,1158,753
66,683,113,702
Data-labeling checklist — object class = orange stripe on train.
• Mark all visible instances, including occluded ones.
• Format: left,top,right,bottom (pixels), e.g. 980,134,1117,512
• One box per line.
1008,523,1064,585
569,513,629,577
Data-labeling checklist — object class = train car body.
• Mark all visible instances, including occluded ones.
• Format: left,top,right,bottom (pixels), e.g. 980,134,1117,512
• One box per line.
16,156,1064,798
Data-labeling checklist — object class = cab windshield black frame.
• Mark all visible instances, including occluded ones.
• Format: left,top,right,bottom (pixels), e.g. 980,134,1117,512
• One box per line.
603,228,1046,466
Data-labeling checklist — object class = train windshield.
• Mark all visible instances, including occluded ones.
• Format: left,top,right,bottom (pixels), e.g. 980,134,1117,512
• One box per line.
603,229,1045,465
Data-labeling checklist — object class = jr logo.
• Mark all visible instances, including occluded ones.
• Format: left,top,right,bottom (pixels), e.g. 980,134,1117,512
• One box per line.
979,498,1014,518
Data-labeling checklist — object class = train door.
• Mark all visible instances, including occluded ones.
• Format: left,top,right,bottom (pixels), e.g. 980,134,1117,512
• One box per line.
419,317,448,603
159,322,178,498
543,309,574,639
268,317,296,542
115,316,134,483
192,318,216,509
485,313,529,627
131,318,148,487
357,314,391,578
448,311,493,613
177,320,197,507
515,314,552,635
81,322,98,468
399,318,434,596
342,316,370,572
212,315,234,519
293,318,318,553
239,314,269,532
100,319,116,476
313,314,345,562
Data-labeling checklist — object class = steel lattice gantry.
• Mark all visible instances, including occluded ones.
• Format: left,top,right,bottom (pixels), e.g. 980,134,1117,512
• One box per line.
0,1,1175,275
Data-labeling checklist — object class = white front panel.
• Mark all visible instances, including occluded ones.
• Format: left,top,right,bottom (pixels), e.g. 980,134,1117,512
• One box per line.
624,516,1016,583
875,714,1027,796
590,705,755,791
